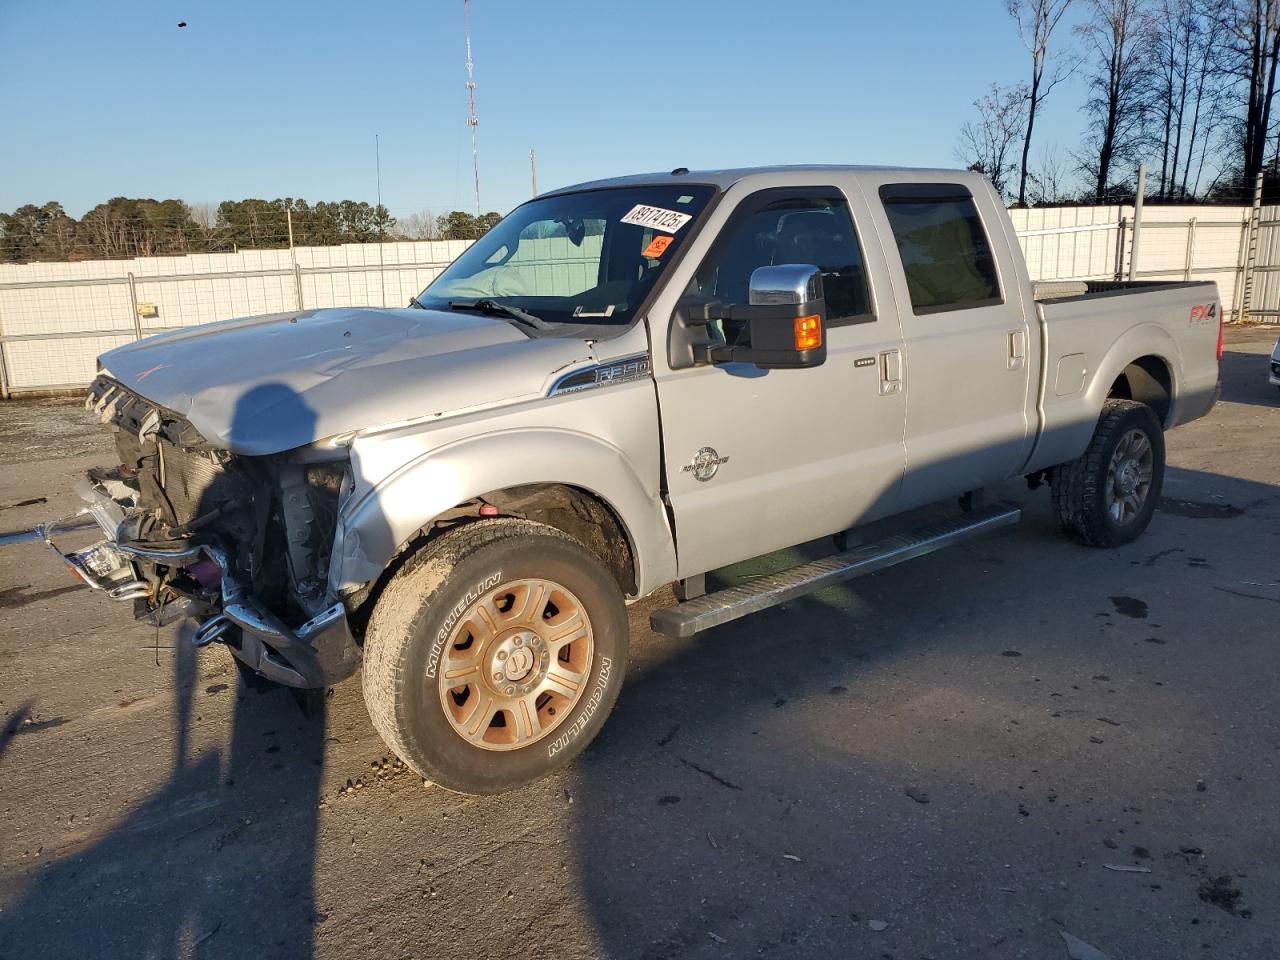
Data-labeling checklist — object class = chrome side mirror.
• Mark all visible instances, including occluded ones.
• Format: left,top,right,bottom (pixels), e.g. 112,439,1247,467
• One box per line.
736,264,827,369
748,263,824,306
675,264,828,370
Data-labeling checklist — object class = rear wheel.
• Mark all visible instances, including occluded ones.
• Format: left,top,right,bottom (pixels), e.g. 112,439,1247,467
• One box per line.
361,518,628,794
1050,399,1165,548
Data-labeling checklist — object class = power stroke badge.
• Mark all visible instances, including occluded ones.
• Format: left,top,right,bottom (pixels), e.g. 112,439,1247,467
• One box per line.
682,446,730,482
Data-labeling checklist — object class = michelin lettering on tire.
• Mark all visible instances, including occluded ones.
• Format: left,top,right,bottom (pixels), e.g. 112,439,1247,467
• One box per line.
547,656,612,757
425,570,502,679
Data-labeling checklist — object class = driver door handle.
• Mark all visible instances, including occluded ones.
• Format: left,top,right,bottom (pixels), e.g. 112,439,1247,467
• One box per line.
880,349,901,396
1008,329,1026,370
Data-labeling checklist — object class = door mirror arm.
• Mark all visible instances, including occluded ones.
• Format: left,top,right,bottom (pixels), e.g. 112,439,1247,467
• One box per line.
692,300,828,369
667,265,829,370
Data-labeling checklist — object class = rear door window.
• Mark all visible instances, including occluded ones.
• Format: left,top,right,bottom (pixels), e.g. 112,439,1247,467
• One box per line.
879,184,1002,314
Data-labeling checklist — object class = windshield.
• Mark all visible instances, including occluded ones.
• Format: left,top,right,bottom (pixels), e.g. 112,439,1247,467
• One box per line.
416,184,716,330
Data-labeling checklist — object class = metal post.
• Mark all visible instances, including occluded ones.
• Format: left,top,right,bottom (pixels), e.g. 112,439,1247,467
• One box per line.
1240,170,1265,321
126,272,143,339
287,209,303,311
1234,217,1250,322
1115,216,1128,281
1128,163,1147,282
0,341,10,400
0,296,10,398
530,147,538,197
1184,217,1197,281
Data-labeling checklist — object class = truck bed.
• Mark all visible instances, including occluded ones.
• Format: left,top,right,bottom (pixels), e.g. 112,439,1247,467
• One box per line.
1024,279,1221,474
1032,278,1211,302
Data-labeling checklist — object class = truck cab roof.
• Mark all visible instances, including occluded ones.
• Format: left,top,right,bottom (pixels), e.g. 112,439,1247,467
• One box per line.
544,164,990,197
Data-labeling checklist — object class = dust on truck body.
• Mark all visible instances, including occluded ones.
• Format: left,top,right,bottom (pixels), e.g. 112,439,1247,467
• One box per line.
42,165,1222,794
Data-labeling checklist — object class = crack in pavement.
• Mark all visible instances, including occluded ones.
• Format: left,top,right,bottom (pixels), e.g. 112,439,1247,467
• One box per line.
677,756,743,791
1212,585,1280,605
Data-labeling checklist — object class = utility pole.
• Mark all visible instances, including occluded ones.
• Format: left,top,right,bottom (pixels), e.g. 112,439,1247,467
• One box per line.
464,0,481,216
286,206,303,311
530,147,538,197
376,133,387,307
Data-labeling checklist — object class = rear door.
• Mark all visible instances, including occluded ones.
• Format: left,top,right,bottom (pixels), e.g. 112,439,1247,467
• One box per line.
864,179,1035,507
654,185,907,578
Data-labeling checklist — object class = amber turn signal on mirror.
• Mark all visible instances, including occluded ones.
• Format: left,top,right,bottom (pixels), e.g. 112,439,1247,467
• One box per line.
793,314,822,351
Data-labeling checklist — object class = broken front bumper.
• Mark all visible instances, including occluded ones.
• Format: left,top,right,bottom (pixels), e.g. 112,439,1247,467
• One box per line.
38,475,360,689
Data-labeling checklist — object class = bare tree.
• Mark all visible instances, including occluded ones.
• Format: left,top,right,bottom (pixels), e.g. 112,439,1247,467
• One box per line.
1178,6,1226,195
1008,0,1078,205
396,210,440,240
189,202,218,231
1187,92,1235,195
1028,142,1076,201
1144,2,1231,198
1149,0,1192,196
1077,0,1149,198
1214,0,1280,186
955,82,1031,197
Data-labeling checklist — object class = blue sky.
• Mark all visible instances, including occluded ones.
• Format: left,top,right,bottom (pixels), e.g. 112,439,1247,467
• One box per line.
0,0,1094,219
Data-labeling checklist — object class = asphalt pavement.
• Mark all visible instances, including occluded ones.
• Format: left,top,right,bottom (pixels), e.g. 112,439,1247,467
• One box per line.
0,327,1277,960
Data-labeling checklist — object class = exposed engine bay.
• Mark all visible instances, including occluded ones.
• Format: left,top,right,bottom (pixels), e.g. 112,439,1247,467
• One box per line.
38,377,361,688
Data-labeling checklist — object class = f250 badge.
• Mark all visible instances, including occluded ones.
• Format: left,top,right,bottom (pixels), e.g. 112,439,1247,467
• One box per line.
683,446,730,482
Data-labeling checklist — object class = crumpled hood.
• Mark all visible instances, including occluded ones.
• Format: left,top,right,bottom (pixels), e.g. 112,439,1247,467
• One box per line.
99,307,593,455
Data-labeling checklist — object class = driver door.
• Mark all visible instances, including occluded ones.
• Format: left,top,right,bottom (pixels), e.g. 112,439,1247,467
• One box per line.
654,186,908,578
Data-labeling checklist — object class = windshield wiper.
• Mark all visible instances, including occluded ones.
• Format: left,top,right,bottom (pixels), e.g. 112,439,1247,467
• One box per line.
448,298,550,331
408,295,427,310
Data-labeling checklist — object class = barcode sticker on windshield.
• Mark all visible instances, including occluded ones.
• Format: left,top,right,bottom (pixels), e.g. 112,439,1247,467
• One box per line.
621,204,692,234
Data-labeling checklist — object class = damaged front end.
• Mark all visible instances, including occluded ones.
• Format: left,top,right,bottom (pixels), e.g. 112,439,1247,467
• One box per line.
39,376,361,688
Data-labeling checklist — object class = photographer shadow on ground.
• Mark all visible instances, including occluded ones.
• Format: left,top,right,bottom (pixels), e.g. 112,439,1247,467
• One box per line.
0,383,328,960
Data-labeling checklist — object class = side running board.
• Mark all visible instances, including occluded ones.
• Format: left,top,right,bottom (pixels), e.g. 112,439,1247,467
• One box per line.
650,502,1021,639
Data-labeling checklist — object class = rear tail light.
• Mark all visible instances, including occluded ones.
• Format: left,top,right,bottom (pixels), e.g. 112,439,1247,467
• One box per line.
1216,309,1224,361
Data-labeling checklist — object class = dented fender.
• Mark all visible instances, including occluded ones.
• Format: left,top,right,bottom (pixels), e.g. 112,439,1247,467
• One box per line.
328,380,675,600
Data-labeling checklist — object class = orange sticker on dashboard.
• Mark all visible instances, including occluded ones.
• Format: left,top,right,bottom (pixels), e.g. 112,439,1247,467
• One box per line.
643,235,674,258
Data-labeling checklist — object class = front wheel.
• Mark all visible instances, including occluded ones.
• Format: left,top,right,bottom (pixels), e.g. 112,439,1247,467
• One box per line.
361,518,628,795
1050,399,1165,548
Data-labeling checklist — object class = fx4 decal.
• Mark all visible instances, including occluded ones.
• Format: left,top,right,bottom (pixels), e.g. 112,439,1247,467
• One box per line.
1189,303,1217,324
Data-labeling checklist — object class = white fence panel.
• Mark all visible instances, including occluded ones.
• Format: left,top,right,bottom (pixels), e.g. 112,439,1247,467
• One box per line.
0,202,1272,396
1248,205,1280,322
1009,206,1124,282
0,239,470,392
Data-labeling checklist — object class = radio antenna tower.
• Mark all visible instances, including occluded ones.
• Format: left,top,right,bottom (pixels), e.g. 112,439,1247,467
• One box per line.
464,0,481,216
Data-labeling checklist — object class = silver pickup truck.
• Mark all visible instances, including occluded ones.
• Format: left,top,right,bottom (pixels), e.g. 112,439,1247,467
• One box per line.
42,166,1221,794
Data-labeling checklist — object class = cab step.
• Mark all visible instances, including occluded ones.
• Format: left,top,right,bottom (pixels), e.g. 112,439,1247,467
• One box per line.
649,501,1021,639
